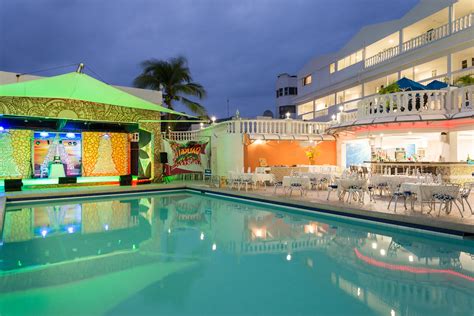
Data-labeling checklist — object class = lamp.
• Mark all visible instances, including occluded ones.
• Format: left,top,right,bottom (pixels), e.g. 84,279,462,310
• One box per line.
211,116,217,124
285,112,291,119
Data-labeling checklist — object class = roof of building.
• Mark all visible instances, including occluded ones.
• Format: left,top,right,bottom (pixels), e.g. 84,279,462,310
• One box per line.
0,71,187,116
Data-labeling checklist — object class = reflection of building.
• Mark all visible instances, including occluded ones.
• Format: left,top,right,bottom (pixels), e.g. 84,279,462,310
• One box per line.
0,198,152,271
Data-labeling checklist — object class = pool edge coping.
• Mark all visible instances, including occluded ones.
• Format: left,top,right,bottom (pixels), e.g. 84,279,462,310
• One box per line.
3,184,474,239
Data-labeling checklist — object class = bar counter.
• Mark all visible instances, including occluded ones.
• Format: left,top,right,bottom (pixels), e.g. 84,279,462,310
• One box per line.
367,161,474,184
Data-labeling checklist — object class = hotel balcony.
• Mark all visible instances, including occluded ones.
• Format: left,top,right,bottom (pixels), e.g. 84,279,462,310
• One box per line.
334,85,473,128
166,118,333,141
364,12,472,69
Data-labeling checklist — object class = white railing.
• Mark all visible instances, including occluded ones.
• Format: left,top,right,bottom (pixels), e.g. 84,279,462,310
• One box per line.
165,119,332,141
166,130,203,141
224,119,330,135
365,46,400,68
342,86,473,122
365,13,472,68
447,85,474,113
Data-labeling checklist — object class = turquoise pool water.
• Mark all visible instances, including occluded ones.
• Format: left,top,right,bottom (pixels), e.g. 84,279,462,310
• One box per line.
0,191,473,316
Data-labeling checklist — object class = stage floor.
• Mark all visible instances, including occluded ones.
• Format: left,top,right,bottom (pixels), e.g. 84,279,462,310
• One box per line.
0,176,139,188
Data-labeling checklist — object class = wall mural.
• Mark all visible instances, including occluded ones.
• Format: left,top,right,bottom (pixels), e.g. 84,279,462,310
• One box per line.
163,140,210,175
82,132,129,176
0,129,33,179
33,132,82,178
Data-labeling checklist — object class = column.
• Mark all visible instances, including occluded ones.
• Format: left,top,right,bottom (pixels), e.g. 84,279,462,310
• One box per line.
448,4,455,34
138,121,162,182
447,53,452,84
398,30,403,53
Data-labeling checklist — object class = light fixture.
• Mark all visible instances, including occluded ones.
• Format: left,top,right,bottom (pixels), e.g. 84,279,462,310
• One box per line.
379,133,384,137
211,116,217,123
200,232,205,240
380,249,386,256
200,122,204,129
104,224,109,231
41,229,48,238
371,242,378,249
357,287,361,297
212,243,217,251
67,226,74,234
40,132,49,137
331,114,336,120
389,39,394,44
168,228,171,234
254,139,263,145
338,105,344,112
102,133,110,139
66,133,75,139
391,309,396,316
285,112,291,119
408,255,414,262
0,126,4,132
286,254,292,261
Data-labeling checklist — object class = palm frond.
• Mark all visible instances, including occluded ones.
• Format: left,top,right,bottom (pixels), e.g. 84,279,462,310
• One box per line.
180,97,208,116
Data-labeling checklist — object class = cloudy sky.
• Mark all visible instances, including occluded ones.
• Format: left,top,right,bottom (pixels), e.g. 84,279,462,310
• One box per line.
0,0,418,118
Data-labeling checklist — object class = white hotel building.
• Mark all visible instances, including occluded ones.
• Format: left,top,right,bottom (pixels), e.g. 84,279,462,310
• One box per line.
277,0,473,122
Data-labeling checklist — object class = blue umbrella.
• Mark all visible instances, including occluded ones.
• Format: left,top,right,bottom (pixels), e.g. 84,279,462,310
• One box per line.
396,77,426,91
425,80,448,90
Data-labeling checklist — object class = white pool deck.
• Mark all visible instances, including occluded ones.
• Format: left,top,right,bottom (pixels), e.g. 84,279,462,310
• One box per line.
1,181,473,237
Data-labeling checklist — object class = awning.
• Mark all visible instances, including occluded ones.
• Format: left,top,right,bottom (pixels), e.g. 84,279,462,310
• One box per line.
0,72,193,117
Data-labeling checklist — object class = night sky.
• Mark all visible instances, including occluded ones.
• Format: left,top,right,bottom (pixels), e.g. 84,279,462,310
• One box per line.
0,0,418,118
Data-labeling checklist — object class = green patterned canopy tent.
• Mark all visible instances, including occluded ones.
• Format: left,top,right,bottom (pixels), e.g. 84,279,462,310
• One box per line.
0,72,190,117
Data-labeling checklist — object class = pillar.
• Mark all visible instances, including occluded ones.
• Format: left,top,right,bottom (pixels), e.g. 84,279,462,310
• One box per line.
138,121,162,182
448,4,455,34
398,30,403,53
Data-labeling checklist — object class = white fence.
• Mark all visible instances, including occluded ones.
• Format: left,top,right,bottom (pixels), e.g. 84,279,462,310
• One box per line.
346,85,473,122
365,13,472,68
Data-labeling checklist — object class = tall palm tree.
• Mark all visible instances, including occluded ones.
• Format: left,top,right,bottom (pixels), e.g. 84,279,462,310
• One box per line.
134,56,207,129
455,74,474,87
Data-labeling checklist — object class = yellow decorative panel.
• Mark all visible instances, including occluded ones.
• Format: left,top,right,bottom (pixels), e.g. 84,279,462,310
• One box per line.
82,132,129,176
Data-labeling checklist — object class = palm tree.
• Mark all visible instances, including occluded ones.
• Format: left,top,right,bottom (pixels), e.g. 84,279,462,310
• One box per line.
454,74,474,87
134,56,207,129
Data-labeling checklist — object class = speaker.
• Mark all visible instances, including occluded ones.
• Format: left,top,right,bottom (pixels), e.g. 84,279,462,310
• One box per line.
4,179,23,192
58,176,77,184
160,152,168,164
119,174,133,186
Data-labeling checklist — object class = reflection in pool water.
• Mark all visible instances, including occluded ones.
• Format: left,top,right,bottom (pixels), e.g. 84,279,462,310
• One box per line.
0,192,473,315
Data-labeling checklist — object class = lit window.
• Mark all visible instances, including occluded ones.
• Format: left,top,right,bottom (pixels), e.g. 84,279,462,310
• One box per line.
330,63,336,74
303,75,312,86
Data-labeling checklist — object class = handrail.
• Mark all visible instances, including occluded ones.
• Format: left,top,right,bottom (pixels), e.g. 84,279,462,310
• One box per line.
339,86,473,123
364,13,472,68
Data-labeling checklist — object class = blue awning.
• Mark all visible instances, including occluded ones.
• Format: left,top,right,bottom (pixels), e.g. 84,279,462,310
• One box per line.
397,77,426,91
425,80,448,90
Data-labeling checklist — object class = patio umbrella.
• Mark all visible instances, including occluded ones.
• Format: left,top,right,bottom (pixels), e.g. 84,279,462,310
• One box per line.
396,77,426,91
425,80,448,90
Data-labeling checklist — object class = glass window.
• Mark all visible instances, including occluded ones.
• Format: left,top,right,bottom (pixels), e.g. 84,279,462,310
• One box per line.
329,63,336,74
303,75,312,86
337,49,364,71
284,87,289,95
302,112,314,120
297,101,314,115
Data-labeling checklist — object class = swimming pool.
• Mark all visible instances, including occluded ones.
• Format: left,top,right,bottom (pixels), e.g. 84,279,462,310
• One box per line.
1,190,473,315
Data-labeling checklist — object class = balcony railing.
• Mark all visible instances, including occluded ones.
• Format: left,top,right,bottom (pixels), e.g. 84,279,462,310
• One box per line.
340,85,473,123
166,119,332,141
225,119,329,135
364,13,472,68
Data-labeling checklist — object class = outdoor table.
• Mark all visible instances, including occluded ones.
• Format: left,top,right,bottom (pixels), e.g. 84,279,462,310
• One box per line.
336,178,368,202
399,183,460,211
282,176,311,190
251,173,275,185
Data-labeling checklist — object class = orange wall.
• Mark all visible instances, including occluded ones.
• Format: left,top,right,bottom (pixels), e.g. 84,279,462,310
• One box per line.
244,140,337,171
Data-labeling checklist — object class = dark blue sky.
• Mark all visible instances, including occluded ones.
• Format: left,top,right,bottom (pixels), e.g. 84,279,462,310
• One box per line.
0,0,418,118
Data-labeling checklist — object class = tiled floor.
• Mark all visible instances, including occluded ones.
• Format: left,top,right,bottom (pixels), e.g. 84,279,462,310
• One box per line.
223,184,474,227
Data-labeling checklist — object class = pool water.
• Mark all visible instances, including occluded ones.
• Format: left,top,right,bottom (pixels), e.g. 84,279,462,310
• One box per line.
0,191,473,316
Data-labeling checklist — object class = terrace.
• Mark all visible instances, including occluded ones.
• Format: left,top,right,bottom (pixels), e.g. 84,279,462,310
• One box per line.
364,12,472,68
335,84,473,127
